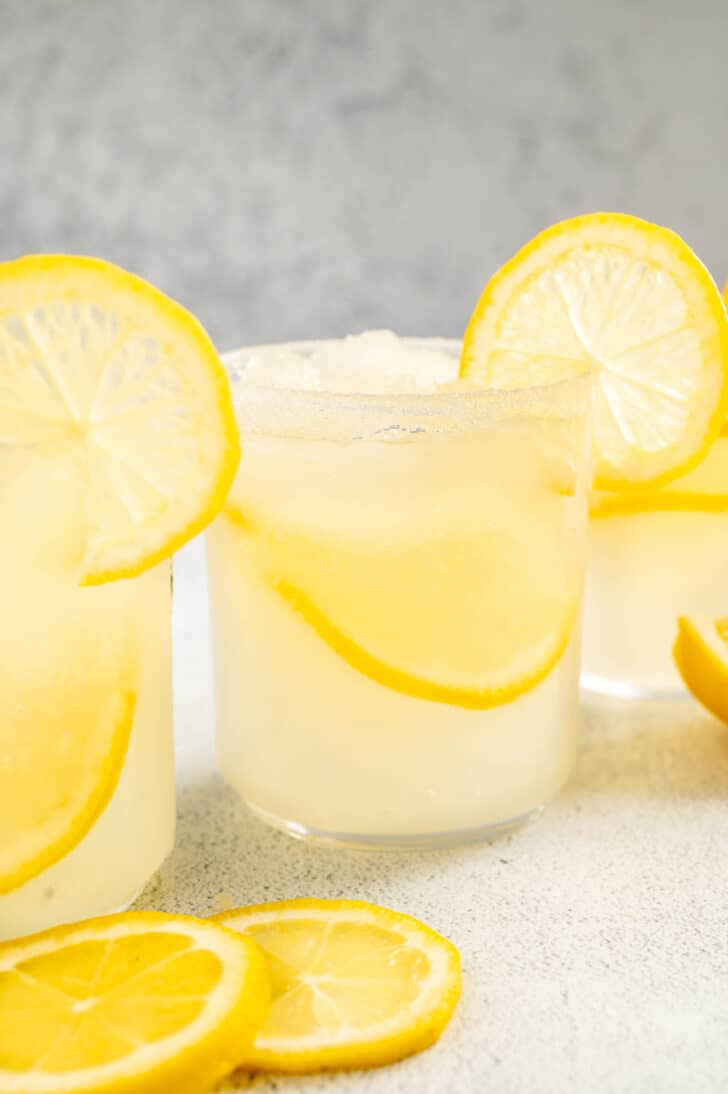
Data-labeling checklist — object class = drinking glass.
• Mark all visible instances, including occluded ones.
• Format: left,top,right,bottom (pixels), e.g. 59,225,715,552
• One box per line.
208,338,592,848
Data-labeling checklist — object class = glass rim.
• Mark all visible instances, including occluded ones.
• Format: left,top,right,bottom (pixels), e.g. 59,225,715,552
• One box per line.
221,337,592,440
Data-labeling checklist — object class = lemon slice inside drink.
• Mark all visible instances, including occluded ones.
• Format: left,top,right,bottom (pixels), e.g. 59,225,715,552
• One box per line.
0,584,134,894
226,498,577,709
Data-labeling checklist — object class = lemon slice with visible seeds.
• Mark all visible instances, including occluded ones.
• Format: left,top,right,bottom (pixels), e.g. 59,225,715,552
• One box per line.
214,899,461,1074
0,255,239,584
673,615,728,723
461,213,728,491
0,911,269,1094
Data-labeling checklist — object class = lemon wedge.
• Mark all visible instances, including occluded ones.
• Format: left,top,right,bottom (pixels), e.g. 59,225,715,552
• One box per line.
0,254,239,584
461,213,728,490
214,899,461,1074
673,615,728,722
0,911,269,1094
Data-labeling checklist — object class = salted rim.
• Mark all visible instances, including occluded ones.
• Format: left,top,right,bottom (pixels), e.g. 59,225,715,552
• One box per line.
221,337,592,438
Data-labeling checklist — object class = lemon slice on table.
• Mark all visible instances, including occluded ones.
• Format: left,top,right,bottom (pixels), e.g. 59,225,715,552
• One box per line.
0,912,269,1094
214,899,461,1074
673,615,728,723
461,213,728,491
0,254,239,584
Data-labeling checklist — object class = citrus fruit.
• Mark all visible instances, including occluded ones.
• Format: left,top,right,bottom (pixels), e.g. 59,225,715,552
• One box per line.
0,911,269,1094
673,615,728,723
0,567,137,896
0,254,239,584
461,213,728,491
214,899,461,1073
223,458,578,711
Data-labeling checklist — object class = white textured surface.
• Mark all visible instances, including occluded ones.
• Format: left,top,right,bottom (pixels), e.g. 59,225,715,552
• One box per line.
136,539,728,1093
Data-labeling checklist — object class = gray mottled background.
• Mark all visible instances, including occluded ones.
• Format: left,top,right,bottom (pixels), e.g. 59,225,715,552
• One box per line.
1,0,726,350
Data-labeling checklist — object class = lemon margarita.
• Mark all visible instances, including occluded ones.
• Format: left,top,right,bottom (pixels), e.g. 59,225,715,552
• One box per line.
0,256,238,939
207,332,592,846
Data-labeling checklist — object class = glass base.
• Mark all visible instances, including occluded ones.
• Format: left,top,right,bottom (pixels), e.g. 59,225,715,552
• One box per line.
245,799,546,850
580,672,691,703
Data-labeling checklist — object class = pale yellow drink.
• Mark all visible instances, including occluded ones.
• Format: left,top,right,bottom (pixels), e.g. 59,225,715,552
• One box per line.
583,436,728,699
0,453,175,940
207,335,591,846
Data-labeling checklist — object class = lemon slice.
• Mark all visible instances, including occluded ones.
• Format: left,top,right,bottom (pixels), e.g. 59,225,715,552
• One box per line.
214,899,461,1073
274,577,571,709
461,213,728,490
0,255,239,584
0,569,137,896
673,615,728,722
224,485,578,709
0,911,269,1094
590,433,728,516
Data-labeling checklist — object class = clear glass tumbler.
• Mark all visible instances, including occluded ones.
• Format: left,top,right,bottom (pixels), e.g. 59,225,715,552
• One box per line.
207,338,592,848
582,432,728,700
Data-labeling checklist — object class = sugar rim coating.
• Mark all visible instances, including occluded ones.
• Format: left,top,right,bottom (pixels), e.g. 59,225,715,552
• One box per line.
222,337,592,440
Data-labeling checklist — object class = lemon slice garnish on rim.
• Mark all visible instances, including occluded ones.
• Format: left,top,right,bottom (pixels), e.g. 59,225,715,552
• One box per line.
461,213,728,491
214,899,461,1074
0,911,269,1094
0,254,239,584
